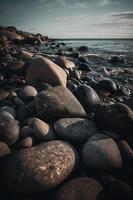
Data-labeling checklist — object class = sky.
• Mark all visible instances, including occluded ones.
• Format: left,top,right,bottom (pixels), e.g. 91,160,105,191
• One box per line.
0,0,133,38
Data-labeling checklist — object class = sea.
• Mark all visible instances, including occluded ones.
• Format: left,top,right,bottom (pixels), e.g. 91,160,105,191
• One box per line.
53,39,133,68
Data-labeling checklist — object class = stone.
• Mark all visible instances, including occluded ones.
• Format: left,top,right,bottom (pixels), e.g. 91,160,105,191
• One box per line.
0,89,9,100
1,141,76,194
35,86,86,121
19,86,37,101
98,78,117,93
0,30,23,42
16,137,33,149
20,126,33,139
78,46,89,52
20,50,33,61
25,56,67,87
55,56,75,70
70,52,79,59
0,115,19,145
56,177,103,200
82,134,122,171
75,84,100,113
54,118,98,144
0,111,15,120
17,105,29,122
0,142,10,157
78,63,91,72
0,106,16,118
103,180,133,200
118,140,133,163
94,103,133,135
28,118,56,142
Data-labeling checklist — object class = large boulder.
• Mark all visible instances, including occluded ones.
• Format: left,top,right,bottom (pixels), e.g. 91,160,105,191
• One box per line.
0,30,23,42
54,118,98,144
1,141,76,194
34,86,86,121
25,57,67,87
82,134,122,171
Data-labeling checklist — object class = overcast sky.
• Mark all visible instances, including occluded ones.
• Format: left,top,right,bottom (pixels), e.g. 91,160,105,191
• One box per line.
0,0,133,38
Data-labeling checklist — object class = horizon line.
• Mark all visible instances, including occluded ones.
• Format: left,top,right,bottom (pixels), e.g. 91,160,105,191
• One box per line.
52,37,133,40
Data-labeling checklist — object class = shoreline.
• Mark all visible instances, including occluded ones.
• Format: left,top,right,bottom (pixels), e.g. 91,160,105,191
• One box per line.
0,26,133,199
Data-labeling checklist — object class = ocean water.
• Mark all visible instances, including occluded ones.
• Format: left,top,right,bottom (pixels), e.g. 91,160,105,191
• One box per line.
55,39,133,68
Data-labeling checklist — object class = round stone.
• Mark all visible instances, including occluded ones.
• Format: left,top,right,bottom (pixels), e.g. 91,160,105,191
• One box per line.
28,118,56,142
78,46,89,52
94,103,133,135
98,78,117,93
1,140,76,194
20,126,33,139
75,84,100,113
82,134,122,171
0,142,10,157
19,85,37,101
0,115,20,145
56,177,103,200
0,106,16,118
54,118,98,144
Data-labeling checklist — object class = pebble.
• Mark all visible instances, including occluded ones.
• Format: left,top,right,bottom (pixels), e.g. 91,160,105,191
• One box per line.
0,115,20,145
0,106,16,118
0,141,10,157
19,85,37,101
98,78,117,93
20,126,33,139
78,46,89,52
28,118,56,142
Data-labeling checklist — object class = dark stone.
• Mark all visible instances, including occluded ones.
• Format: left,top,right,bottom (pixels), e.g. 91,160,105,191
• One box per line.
1,141,76,194
34,86,86,121
70,52,79,59
94,103,133,135
54,118,98,144
56,177,103,200
82,134,122,171
78,63,91,72
0,142,10,157
75,84,100,113
78,56,88,63
0,115,20,145
28,118,56,142
98,78,117,93
78,46,89,52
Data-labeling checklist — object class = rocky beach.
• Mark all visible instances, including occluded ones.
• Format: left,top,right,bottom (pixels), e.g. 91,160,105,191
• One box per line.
0,26,133,200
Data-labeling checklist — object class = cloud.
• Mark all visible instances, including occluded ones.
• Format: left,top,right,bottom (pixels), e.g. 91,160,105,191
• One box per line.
99,0,119,6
